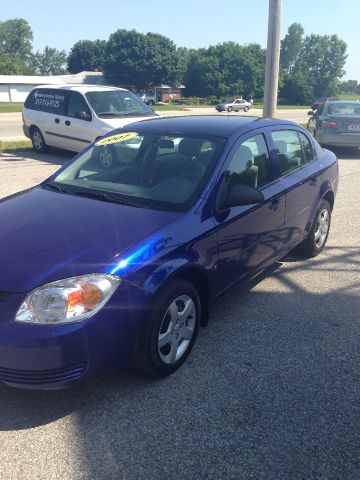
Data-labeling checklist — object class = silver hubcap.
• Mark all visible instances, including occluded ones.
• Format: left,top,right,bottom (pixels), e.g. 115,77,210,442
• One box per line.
100,148,113,168
158,295,196,365
314,208,329,248
33,131,43,150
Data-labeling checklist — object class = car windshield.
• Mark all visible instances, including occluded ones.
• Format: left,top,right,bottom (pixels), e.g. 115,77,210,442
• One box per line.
327,102,360,116
48,131,226,212
85,91,155,118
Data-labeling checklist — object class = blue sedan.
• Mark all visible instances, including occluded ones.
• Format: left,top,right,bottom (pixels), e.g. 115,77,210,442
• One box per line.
0,116,338,389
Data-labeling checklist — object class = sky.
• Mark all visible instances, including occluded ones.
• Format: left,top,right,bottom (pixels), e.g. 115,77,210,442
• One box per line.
1,0,360,80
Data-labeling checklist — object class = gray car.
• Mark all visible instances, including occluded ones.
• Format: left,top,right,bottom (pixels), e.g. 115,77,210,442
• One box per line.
215,98,252,113
307,101,360,148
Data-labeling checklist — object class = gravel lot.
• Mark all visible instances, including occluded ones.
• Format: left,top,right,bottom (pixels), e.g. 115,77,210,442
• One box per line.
0,147,359,479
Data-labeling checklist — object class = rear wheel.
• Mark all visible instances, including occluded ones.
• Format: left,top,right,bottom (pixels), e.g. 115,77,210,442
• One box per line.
227,106,233,112
297,199,331,257
135,279,201,377
31,127,48,153
244,106,250,112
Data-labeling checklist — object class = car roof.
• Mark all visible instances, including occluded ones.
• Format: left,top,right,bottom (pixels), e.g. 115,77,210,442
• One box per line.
119,115,298,138
32,84,129,93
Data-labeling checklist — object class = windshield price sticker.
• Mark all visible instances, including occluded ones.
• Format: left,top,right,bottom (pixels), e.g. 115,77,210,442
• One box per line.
95,132,138,146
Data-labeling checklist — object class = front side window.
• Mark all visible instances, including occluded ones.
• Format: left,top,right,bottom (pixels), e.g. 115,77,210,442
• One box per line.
227,133,273,188
48,131,226,212
85,91,155,118
271,130,305,175
67,92,91,120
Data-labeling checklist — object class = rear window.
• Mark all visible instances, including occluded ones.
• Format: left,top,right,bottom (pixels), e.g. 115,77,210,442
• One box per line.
327,102,360,116
24,88,67,115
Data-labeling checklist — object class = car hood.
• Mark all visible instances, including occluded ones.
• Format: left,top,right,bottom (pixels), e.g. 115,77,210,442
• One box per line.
99,114,156,130
0,187,180,293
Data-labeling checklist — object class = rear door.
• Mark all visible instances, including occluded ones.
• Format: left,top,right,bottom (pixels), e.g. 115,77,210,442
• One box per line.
269,127,321,249
215,130,286,291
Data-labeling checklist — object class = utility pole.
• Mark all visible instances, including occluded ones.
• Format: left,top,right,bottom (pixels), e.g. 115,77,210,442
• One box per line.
263,0,282,118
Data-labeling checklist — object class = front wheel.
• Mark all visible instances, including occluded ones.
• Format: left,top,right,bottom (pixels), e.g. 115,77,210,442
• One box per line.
31,127,48,153
135,280,201,377
297,199,331,257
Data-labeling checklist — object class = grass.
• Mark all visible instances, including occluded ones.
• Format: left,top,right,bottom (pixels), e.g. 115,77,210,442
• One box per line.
152,104,190,111
0,140,32,153
0,102,24,113
336,93,360,101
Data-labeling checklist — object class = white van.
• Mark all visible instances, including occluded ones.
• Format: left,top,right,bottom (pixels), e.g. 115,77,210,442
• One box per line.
23,84,157,153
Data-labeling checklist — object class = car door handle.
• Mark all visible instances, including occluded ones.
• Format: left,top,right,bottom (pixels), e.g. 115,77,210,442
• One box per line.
269,198,282,211
65,120,71,126
55,118,60,124
310,177,318,186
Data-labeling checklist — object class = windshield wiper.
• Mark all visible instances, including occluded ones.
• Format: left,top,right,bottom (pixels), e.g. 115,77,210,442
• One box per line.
43,183,70,194
71,189,143,207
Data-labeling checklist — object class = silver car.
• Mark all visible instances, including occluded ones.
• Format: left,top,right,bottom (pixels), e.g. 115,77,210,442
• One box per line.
215,98,252,113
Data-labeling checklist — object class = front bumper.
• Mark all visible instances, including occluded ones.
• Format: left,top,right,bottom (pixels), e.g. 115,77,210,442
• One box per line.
0,282,148,389
22,124,30,139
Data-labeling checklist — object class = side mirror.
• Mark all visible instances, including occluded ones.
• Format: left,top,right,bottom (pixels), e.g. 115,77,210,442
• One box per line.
307,111,315,116
216,176,264,213
76,111,91,121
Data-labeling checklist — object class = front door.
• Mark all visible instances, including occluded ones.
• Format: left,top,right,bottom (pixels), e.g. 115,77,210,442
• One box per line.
214,131,286,292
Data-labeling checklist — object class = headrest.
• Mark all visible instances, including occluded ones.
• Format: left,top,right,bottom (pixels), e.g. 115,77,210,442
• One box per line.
178,138,201,158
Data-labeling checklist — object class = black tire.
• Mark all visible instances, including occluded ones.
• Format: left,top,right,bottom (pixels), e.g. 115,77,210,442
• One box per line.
227,106,233,112
31,127,48,153
148,100,155,106
297,199,331,257
244,106,250,112
134,279,201,377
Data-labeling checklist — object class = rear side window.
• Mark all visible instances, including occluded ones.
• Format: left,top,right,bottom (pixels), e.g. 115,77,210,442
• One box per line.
227,133,273,188
298,132,314,164
271,130,305,175
24,88,67,115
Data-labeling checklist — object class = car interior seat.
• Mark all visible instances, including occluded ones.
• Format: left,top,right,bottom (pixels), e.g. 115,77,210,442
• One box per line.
234,145,258,188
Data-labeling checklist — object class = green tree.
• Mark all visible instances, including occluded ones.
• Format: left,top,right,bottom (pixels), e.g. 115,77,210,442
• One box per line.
184,42,266,99
0,50,34,74
67,40,106,74
0,18,33,60
279,24,347,104
34,46,67,75
103,29,179,89
280,23,304,74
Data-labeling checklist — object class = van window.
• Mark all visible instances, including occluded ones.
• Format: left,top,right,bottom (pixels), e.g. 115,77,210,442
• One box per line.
24,88,67,115
67,92,92,120
85,90,154,118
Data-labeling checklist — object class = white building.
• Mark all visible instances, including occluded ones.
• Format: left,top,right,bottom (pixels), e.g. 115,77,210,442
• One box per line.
0,75,65,102
0,72,105,102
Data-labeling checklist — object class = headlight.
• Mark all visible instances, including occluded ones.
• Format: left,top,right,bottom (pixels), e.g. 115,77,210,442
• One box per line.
15,274,120,325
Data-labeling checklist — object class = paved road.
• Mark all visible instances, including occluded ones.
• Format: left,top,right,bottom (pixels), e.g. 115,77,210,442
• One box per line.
0,108,309,141
0,147,359,479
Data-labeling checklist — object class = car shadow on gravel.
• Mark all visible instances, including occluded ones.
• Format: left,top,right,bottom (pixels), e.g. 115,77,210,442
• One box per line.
325,146,360,159
0,245,359,479
0,148,74,165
